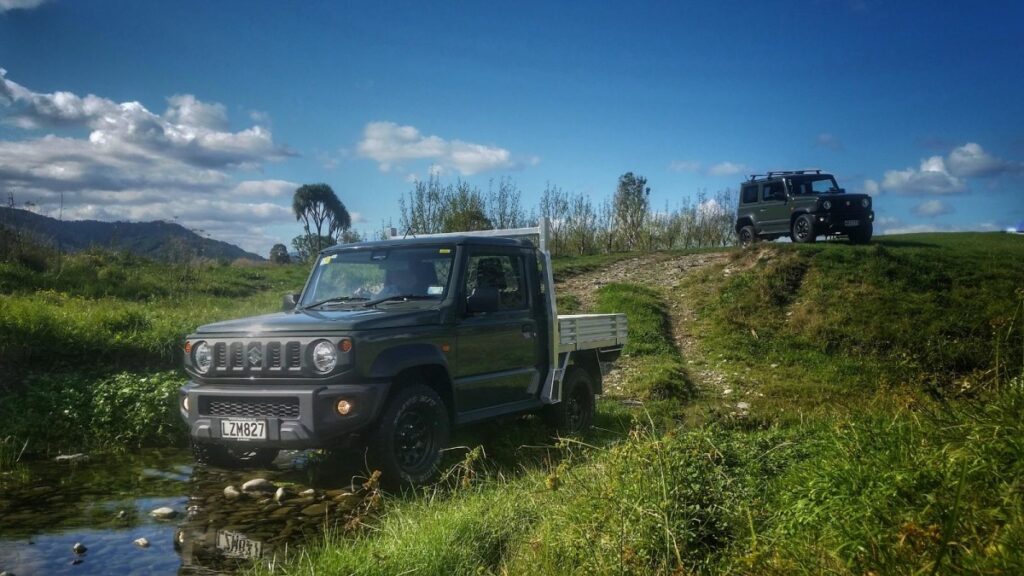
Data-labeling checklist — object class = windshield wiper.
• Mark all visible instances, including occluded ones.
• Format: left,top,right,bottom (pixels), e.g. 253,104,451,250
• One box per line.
302,296,369,310
361,294,436,308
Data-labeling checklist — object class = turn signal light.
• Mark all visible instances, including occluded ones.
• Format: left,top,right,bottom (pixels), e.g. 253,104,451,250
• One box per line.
338,338,353,353
184,340,192,354
336,399,352,416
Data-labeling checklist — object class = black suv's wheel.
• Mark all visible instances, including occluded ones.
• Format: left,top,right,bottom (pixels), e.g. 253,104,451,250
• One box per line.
191,441,279,469
544,368,595,436
848,223,873,244
368,384,449,486
791,214,817,243
738,225,756,248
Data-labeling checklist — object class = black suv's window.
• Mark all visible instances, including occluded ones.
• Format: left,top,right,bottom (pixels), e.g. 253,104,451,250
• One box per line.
465,253,527,311
763,181,785,201
790,176,839,195
741,185,759,204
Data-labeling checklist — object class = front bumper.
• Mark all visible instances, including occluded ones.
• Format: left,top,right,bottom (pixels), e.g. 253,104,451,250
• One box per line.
815,210,874,233
179,381,388,449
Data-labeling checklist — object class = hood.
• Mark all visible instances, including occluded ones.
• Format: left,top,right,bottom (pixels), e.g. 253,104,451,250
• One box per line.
194,306,443,335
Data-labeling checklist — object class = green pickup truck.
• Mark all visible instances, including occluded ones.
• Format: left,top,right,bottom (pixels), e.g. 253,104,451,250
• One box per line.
179,221,627,485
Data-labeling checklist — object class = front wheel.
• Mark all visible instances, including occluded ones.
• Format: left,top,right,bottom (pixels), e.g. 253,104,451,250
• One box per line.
790,214,817,243
544,368,595,436
848,223,873,244
191,441,279,469
368,384,450,487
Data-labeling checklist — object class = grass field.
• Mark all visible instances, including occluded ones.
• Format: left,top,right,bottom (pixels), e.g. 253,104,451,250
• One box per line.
2,233,1022,573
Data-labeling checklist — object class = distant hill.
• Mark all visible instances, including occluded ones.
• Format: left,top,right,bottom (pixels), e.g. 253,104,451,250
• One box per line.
0,207,264,261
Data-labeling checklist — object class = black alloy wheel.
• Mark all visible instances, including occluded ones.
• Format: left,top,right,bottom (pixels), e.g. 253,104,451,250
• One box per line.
791,214,817,243
369,384,450,487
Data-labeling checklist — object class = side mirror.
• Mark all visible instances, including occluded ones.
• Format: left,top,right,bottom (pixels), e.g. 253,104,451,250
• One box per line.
466,287,500,314
282,292,299,311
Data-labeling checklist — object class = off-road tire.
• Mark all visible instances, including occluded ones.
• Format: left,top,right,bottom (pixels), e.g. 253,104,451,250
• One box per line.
191,441,279,469
368,384,450,487
848,223,873,244
543,368,595,436
791,214,817,243
738,225,756,248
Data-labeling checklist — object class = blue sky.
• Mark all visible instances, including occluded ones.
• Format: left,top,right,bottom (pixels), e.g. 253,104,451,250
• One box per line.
1,0,1022,253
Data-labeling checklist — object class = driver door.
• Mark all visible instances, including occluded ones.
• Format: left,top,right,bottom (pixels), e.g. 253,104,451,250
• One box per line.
453,249,542,414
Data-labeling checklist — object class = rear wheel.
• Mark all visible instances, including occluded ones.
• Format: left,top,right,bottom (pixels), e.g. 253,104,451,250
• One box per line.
191,441,279,469
738,225,756,248
368,384,449,487
544,368,595,436
848,223,873,244
791,214,817,243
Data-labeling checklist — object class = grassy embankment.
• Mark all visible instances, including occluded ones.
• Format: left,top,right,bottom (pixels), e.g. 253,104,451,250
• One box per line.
0,250,309,457
259,233,1024,575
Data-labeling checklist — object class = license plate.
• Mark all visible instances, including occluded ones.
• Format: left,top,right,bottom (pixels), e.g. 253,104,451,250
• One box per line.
220,419,266,440
844,220,860,227
217,530,263,559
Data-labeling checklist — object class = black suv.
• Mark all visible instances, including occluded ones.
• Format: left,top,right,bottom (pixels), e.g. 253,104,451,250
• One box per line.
735,170,874,245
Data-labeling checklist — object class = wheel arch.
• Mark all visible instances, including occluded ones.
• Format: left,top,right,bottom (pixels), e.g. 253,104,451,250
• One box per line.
569,349,603,395
735,216,755,233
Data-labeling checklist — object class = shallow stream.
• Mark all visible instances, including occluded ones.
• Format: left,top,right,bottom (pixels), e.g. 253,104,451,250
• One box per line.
0,449,366,575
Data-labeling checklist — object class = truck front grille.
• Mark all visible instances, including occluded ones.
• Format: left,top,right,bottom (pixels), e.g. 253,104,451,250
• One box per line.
206,339,304,374
202,397,300,419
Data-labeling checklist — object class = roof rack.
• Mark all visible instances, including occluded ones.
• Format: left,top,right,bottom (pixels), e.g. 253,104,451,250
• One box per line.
747,169,824,181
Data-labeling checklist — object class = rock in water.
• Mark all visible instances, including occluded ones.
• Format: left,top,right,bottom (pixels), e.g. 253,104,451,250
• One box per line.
133,537,150,548
55,454,89,464
150,507,177,519
72,542,87,554
241,478,275,492
273,487,293,503
223,485,241,500
299,488,316,497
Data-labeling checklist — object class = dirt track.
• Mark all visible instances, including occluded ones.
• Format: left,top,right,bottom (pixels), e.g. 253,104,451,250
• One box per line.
555,251,733,397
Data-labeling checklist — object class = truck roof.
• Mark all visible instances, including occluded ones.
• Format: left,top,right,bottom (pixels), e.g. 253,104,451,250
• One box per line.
320,234,533,255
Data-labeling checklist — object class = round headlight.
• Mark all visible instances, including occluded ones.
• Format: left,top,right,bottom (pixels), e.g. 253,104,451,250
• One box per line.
822,200,832,210
861,198,869,208
312,340,338,373
193,341,211,374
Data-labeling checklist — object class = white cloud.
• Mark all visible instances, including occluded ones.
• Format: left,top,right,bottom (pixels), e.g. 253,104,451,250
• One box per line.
946,142,1021,177
859,179,881,196
816,133,843,151
913,199,952,217
356,121,519,175
707,161,749,177
697,198,727,218
881,155,967,195
350,211,367,224
668,160,701,173
878,223,947,235
0,0,46,12
0,70,298,255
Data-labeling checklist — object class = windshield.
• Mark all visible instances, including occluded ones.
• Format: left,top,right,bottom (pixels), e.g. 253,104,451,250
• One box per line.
789,176,840,195
300,246,455,309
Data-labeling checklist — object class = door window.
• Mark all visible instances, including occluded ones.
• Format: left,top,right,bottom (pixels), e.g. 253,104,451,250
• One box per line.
464,254,528,311
762,181,786,201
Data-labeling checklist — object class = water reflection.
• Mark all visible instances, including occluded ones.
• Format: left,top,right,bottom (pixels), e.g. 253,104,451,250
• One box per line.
0,449,370,575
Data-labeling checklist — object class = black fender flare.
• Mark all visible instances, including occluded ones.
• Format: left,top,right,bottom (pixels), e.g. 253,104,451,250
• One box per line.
735,216,755,233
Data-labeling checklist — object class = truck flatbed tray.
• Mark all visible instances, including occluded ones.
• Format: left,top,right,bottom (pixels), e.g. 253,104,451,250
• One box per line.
557,313,628,353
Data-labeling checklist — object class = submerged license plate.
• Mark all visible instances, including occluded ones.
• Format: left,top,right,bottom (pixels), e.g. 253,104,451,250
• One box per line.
217,530,263,559
844,219,860,227
220,419,266,440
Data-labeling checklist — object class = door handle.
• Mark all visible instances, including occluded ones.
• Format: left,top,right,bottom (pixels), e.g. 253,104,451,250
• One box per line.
521,325,536,339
